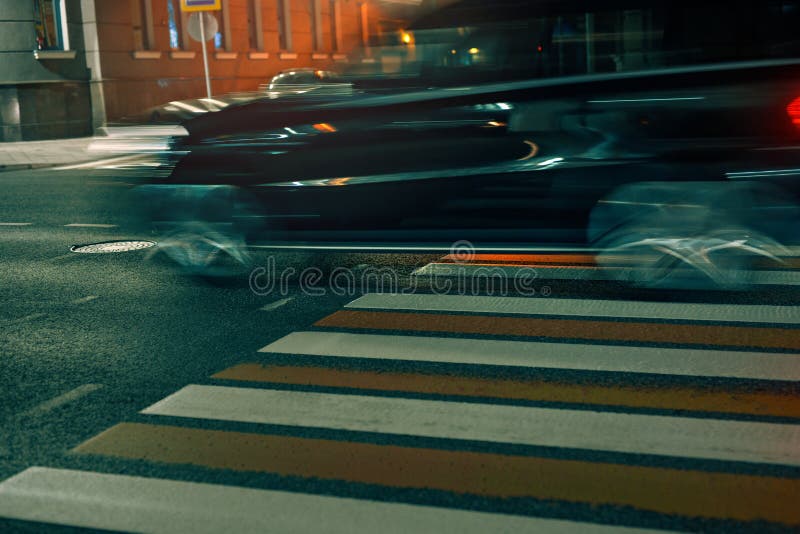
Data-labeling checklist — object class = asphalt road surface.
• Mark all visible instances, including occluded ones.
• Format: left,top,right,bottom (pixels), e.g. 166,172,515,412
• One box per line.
0,161,799,533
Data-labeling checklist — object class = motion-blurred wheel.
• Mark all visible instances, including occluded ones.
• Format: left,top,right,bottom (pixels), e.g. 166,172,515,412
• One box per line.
136,184,262,277
589,181,792,289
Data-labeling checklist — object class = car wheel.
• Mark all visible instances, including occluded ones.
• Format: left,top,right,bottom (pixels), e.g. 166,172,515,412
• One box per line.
594,226,787,289
140,185,259,278
589,181,791,289
156,220,251,277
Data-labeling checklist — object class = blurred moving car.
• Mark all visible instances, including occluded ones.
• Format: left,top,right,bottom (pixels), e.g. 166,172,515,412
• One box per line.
139,0,800,286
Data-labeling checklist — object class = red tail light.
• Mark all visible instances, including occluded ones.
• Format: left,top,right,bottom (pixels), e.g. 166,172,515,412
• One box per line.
787,96,800,126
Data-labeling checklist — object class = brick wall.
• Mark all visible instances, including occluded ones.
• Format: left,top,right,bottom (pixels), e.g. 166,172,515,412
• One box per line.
96,0,393,121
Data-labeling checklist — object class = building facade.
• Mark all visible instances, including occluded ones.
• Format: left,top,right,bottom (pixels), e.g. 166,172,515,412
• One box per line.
0,0,93,141
95,0,397,121
1,0,415,141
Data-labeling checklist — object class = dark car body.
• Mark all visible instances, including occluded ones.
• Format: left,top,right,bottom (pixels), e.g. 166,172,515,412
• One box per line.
143,0,800,271
154,59,800,244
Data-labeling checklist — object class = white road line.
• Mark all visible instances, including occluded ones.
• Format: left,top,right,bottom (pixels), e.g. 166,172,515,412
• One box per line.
259,297,294,312
142,385,800,467
413,263,618,281
249,243,599,253
64,223,118,228
0,222,32,226
413,263,800,286
86,181,134,187
70,295,99,305
2,313,47,326
259,331,800,381
346,293,800,325
20,384,103,418
0,468,657,534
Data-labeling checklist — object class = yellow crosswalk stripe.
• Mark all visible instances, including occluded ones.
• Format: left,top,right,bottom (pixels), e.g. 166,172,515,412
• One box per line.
213,363,800,418
315,310,800,350
73,422,800,526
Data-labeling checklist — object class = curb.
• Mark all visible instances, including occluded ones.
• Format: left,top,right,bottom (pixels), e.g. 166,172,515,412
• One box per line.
0,163,66,172
0,154,132,173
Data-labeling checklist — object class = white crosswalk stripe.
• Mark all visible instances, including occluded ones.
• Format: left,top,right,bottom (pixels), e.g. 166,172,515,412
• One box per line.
0,468,659,534
412,262,800,285
141,384,800,467
346,293,800,324
260,331,800,381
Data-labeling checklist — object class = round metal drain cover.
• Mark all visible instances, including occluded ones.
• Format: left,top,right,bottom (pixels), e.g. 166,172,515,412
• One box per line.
71,240,157,254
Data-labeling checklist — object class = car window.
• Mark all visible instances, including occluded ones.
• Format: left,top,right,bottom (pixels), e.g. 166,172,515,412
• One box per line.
389,0,800,84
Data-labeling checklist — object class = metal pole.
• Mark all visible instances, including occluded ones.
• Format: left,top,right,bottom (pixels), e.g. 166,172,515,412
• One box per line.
199,14,212,98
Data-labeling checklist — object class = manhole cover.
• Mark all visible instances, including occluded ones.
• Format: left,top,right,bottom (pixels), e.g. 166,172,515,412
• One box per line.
71,240,157,254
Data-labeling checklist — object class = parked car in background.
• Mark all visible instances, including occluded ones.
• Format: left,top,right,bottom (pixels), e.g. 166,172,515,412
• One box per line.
263,68,354,98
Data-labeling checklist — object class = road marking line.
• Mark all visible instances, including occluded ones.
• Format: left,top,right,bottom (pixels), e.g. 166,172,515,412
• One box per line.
259,331,800,381
20,384,103,418
415,263,800,285
214,363,800,418
2,313,47,326
70,295,99,305
73,422,800,526
64,223,118,228
86,181,135,187
258,297,293,312
413,263,618,281
249,243,599,253
316,310,800,351
0,467,653,534
141,385,800,467
346,294,800,325
0,222,33,226
440,253,598,265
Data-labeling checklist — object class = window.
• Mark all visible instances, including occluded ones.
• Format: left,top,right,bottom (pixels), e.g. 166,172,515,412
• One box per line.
249,0,264,51
132,0,155,50
329,0,341,51
214,0,231,51
167,0,182,50
278,0,292,50
412,0,800,85
311,0,323,51
33,0,68,50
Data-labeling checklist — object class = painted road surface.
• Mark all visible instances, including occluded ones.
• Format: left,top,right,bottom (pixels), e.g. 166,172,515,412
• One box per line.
1,291,799,532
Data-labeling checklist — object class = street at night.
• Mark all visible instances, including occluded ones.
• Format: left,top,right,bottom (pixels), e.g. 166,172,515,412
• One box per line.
4,0,800,532
0,158,799,532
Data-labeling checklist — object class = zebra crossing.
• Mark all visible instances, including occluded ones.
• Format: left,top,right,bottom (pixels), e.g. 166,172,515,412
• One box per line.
1,292,799,532
412,252,800,286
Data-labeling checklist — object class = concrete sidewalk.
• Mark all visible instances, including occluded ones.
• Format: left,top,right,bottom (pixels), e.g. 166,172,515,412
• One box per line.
0,136,98,171
0,125,186,171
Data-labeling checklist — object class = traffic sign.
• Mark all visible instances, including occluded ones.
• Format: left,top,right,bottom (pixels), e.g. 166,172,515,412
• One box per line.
180,0,221,12
187,12,218,42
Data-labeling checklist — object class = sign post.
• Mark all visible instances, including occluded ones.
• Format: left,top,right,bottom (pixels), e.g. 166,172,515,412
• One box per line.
181,0,221,99
198,16,212,98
